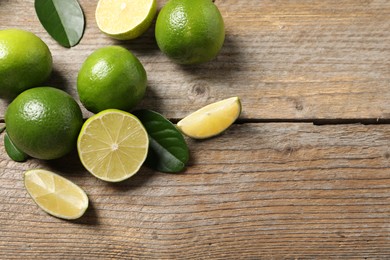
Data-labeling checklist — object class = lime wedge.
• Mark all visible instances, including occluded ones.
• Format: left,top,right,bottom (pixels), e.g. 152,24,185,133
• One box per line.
95,0,157,40
24,169,88,220
77,109,149,182
177,97,241,139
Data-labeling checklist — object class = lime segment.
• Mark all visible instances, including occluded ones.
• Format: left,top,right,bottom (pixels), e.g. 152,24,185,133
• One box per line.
96,0,157,40
24,169,89,220
77,109,149,182
177,97,241,139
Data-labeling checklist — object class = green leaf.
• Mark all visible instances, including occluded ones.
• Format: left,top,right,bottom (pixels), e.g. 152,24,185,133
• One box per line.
35,0,85,48
134,109,189,173
4,131,29,162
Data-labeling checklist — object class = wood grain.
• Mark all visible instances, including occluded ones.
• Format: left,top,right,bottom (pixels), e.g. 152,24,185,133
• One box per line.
1,0,390,259
1,123,390,259
0,0,388,120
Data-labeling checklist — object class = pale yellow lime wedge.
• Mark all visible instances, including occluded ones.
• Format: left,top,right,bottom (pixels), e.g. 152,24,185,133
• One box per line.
96,0,157,40
177,97,242,139
77,109,149,182
24,169,89,220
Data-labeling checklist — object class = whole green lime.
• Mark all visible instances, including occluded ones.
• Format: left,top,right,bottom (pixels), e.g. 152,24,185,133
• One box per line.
77,46,147,114
0,29,52,100
5,87,83,160
155,0,225,65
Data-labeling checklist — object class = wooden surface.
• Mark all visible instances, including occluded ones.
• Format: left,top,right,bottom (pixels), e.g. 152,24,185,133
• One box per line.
1,0,390,259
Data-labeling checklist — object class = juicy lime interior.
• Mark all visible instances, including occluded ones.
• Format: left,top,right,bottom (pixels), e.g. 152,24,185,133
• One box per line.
77,109,149,182
177,97,241,139
96,0,156,39
24,169,89,220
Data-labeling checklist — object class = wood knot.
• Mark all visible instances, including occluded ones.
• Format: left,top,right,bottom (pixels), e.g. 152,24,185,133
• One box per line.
295,102,304,111
287,97,304,111
194,85,206,95
188,82,210,102
279,144,300,156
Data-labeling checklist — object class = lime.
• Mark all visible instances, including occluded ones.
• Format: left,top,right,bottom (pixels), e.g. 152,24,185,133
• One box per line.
0,29,52,99
24,169,89,220
96,0,157,40
177,97,241,139
77,109,149,182
77,46,147,114
155,0,225,64
5,87,83,160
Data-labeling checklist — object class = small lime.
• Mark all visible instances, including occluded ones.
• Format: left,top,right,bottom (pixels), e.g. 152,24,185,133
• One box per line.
0,29,52,99
5,87,83,160
77,46,147,113
155,0,225,64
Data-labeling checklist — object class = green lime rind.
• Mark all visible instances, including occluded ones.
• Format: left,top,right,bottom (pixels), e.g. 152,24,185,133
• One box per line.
155,0,225,64
77,46,147,114
5,87,83,160
4,131,29,162
133,109,189,173
0,29,52,100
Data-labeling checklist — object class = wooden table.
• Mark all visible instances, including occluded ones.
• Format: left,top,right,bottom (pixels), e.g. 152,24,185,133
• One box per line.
1,0,389,258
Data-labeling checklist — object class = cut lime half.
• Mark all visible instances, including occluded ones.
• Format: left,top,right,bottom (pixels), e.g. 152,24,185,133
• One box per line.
96,0,157,40
77,109,149,182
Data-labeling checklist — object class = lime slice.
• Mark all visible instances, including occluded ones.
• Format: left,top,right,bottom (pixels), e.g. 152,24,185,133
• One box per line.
177,97,241,139
77,109,149,182
95,0,157,40
24,169,89,220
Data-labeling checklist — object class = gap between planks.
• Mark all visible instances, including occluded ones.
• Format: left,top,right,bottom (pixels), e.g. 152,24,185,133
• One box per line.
2,118,390,126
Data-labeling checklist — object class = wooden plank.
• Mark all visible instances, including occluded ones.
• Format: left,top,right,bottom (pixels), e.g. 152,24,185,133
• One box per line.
1,0,390,259
1,123,390,259
0,0,389,120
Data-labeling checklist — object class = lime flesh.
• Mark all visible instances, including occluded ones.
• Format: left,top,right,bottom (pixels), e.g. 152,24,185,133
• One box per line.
177,97,241,139
24,169,89,220
96,0,157,40
77,109,149,182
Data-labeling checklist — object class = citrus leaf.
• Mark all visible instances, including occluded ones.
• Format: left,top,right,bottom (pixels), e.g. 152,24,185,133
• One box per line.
35,0,85,48
134,109,189,173
4,131,29,162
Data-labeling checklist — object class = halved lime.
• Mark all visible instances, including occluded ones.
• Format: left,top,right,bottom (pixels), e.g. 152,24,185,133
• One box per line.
24,169,89,220
177,97,241,139
77,109,149,182
95,0,157,40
